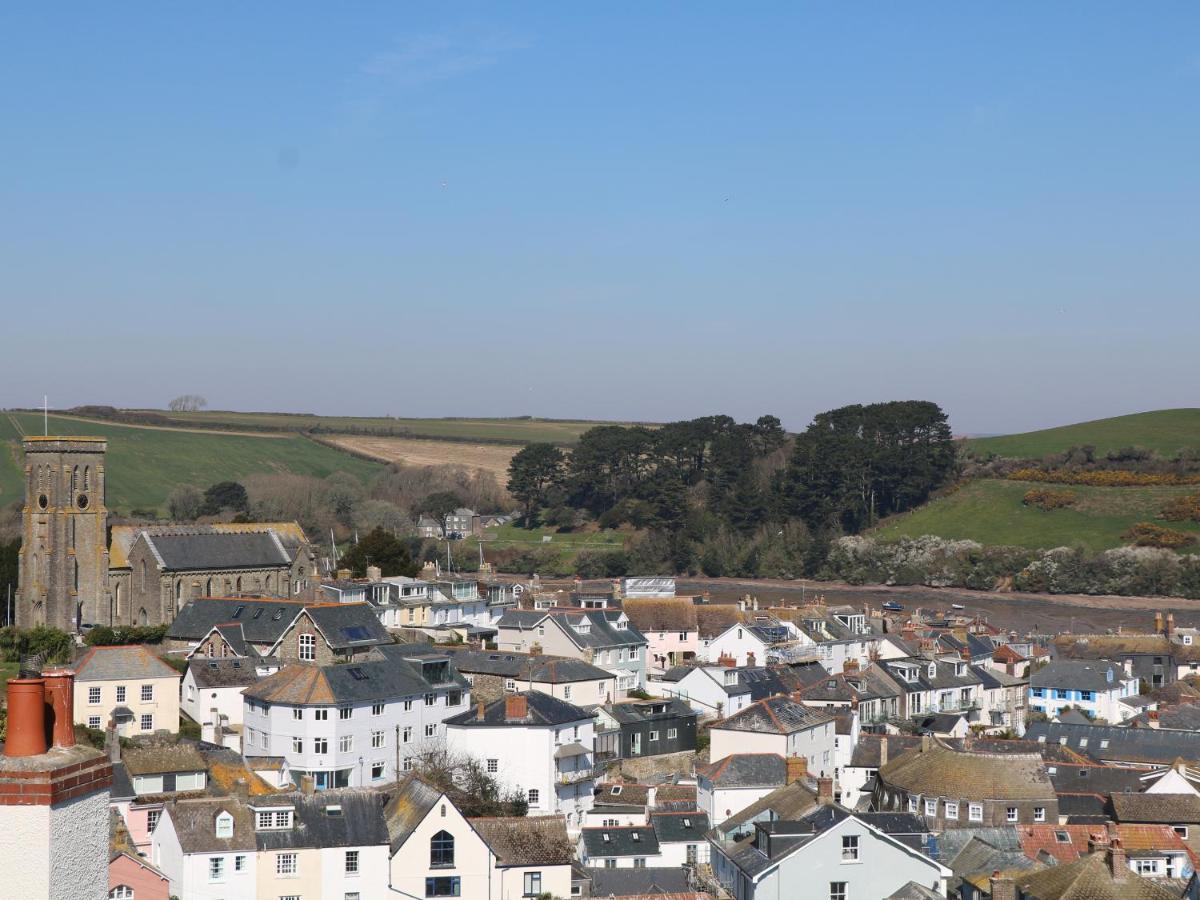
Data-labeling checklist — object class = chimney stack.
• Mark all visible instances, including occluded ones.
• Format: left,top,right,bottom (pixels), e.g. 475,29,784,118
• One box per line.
4,678,48,758
843,659,859,675
337,568,351,581
1108,836,1127,879
786,756,808,784
41,668,75,749
366,565,382,582
816,776,834,804
746,652,756,668
879,736,888,767
477,699,486,720
505,694,528,721
1155,612,1164,634
300,774,315,795
1167,613,1175,638
920,734,933,753
718,653,735,668
529,643,543,657
989,872,1016,900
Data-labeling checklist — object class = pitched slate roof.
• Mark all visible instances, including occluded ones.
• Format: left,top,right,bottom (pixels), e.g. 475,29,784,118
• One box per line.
596,782,650,807
1111,792,1200,824
244,654,466,706
715,780,819,833
73,645,181,682
295,603,392,650
1025,721,1200,767
468,815,573,867
713,695,834,735
163,798,256,853
1031,659,1125,691
586,867,691,896
439,648,613,683
188,657,259,689
1011,851,1179,899
849,734,924,768
253,789,389,851
383,774,443,853
1130,704,1200,730
167,598,307,644
697,754,786,789
649,810,708,843
443,690,592,727
603,697,694,725
123,744,206,776
1046,763,1144,796
886,883,943,900
581,825,659,858
109,521,310,569
139,530,292,571
878,738,1055,801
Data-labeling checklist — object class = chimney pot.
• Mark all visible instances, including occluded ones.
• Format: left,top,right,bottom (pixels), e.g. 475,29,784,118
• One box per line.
1167,613,1175,637
300,774,315,795
505,693,528,721
1109,835,1127,879
41,668,76,749
1156,612,1164,634
989,873,1016,900
5,678,49,758
366,565,382,582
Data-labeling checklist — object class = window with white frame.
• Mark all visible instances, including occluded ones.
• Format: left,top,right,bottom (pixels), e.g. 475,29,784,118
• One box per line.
925,799,937,817
649,730,659,742
339,734,353,753
372,702,384,716
215,811,233,838
314,737,328,754
110,888,133,900
345,849,359,874
403,699,413,711
276,852,297,875
147,809,161,833
293,708,303,720
208,856,225,881
945,801,959,819
1135,859,1156,875
88,716,101,729
425,692,436,706
115,685,126,703
425,723,437,738
314,708,328,721
830,883,847,900
234,854,246,871
1034,807,1046,822
969,803,983,822
667,728,677,739
140,714,154,731
292,737,302,753
88,686,101,705
841,835,859,862
371,762,385,780
528,788,539,807
907,796,918,813
140,684,153,702
564,685,572,700
403,726,412,743
299,633,316,661
487,758,498,773
1007,807,1018,822
524,871,542,896
372,730,385,749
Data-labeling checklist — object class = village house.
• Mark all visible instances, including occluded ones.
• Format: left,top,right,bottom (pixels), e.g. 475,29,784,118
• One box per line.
241,644,470,789
594,696,697,762
839,734,924,811
878,656,985,722
708,805,951,900
704,616,809,667
1024,720,1200,769
384,773,574,900
181,658,262,744
698,754,804,824
444,692,597,832
440,646,618,705
496,608,648,693
578,825,664,869
1053,617,1200,687
73,644,183,736
1029,659,1139,723
1017,821,1194,880
708,696,838,779
872,736,1059,828
649,663,754,718
621,597,700,674
109,848,171,900
649,809,711,867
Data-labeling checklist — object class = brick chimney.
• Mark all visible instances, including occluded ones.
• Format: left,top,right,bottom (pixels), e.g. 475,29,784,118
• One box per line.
1167,613,1175,638
879,736,888,767
300,774,315,795
843,659,860,675
746,652,756,668
476,699,486,720
816,776,834,804
1155,612,1164,634
1109,836,1127,879
5,678,48,758
505,694,528,721
786,756,808,784
989,872,1016,900
717,653,736,668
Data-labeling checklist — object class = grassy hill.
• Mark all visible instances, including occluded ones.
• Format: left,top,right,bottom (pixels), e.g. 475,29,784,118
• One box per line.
0,412,381,515
112,410,635,445
875,478,1200,553
967,409,1200,459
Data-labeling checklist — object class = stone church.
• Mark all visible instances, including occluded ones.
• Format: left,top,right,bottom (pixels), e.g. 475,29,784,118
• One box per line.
16,435,318,632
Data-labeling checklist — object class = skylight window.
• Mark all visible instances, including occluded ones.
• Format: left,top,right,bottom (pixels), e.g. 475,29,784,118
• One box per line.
253,608,263,619
233,606,245,619
610,786,622,796
1056,831,1071,843
349,668,369,681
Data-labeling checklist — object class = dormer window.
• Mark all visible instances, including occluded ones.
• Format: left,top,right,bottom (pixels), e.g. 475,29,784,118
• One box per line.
255,809,293,830
616,620,627,630
215,811,234,838
928,663,937,678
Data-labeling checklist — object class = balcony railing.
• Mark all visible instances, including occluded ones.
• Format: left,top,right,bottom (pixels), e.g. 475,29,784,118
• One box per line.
558,766,595,785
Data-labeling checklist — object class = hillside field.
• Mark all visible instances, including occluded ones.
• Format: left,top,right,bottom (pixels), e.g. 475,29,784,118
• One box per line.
1,412,381,516
967,408,1200,459
325,436,517,479
126,410,632,444
875,478,1200,552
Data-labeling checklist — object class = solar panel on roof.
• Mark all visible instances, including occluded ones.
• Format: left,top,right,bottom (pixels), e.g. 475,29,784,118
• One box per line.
341,626,373,642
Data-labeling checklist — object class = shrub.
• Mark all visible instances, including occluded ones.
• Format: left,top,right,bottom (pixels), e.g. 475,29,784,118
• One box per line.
1009,468,1200,487
1022,488,1077,510
1122,522,1196,549
85,624,168,646
1160,494,1200,522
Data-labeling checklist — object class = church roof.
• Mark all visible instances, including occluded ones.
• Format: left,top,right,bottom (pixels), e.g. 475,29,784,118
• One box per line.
138,531,291,572
109,522,308,569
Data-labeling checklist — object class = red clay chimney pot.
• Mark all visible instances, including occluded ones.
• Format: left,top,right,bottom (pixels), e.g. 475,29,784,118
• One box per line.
5,678,49,758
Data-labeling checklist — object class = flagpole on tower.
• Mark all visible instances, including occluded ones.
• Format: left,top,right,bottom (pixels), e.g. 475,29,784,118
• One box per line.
43,395,48,435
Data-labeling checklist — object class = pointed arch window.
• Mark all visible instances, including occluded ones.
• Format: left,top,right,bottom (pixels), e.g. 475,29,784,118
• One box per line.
430,830,455,867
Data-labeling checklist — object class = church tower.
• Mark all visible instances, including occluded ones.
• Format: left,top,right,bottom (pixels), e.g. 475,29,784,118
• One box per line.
17,437,110,632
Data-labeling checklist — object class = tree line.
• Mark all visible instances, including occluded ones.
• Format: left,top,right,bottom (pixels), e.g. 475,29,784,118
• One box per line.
505,401,957,576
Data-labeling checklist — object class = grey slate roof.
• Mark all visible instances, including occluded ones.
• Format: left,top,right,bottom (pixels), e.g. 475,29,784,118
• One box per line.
383,775,443,853
214,623,250,657
603,697,695,725
300,603,392,650
188,658,259,689
141,530,292,571
439,648,613,683
1031,659,1124,691
649,810,709,843
164,798,256,853
1025,721,1200,767
1047,762,1144,796
443,690,593,728
887,882,944,900
252,789,389,851
168,598,307,644
244,652,467,706
586,867,690,896
714,695,834,735
124,744,206,776
698,754,786,789
580,825,659,858
469,815,573,867
1111,792,1200,824
715,780,819,834
73,645,181,682
110,762,135,802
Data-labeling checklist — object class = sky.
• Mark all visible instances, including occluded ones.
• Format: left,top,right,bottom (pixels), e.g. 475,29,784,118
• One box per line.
1,4,1197,435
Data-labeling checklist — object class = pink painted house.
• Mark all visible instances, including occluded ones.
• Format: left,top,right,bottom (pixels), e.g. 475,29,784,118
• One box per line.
110,851,170,900
623,599,700,674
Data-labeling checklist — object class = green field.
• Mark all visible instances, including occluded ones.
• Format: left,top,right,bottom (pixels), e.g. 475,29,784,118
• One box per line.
476,523,629,549
875,478,1200,552
1,412,381,516
121,410,637,445
967,409,1200,459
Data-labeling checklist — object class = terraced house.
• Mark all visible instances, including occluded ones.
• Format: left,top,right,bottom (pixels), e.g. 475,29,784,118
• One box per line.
241,644,470,789
497,608,648,693
1029,659,1139,723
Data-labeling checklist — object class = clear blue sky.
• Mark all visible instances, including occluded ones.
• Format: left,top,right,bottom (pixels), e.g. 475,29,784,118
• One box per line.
2,4,1197,435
